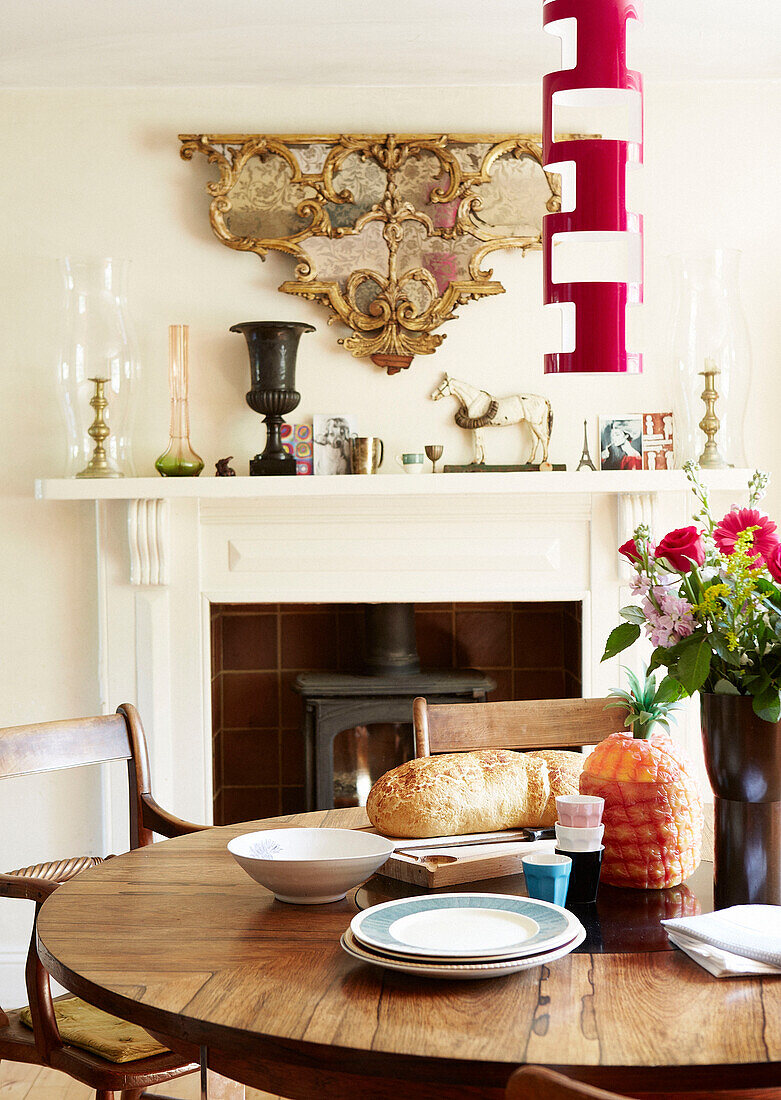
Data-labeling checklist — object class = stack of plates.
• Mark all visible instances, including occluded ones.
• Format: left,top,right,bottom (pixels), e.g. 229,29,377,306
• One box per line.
341,892,586,980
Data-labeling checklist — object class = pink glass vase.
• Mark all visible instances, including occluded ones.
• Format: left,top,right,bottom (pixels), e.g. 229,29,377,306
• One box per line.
155,325,204,477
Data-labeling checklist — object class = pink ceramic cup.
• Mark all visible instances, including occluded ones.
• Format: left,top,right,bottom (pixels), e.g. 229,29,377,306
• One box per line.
555,794,604,828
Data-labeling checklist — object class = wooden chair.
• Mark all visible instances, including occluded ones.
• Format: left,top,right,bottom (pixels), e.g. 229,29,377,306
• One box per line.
413,695,619,758
506,1066,629,1100
0,703,203,1100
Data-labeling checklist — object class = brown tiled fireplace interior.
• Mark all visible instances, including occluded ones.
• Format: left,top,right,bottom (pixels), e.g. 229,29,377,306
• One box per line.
210,601,582,825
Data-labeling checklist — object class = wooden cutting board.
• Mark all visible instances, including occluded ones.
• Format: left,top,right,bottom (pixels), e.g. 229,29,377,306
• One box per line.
370,831,557,888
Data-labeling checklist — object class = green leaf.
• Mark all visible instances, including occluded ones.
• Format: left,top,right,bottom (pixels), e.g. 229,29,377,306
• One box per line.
713,678,741,695
756,577,781,605
656,675,687,703
752,688,781,723
619,605,647,625
676,637,713,693
648,634,694,675
648,647,673,673
601,622,641,662
708,634,743,667
624,667,644,699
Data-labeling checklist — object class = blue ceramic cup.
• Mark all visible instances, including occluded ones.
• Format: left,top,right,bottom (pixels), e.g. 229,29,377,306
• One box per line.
521,852,572,906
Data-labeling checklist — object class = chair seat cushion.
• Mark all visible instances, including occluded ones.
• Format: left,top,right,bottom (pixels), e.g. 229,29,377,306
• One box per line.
19,995,170,1063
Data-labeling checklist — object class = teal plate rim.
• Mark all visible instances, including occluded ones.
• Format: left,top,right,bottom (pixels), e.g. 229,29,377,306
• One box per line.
350,892,577,960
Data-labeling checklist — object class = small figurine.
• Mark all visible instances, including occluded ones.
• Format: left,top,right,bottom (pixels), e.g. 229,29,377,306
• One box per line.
431,373,552,469
215,457,236,477
576,420,597,471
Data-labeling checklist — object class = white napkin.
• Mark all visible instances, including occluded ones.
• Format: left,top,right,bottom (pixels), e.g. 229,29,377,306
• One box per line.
662,905,781,977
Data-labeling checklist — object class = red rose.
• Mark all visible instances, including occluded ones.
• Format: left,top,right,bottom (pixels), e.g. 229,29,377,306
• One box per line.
654,526,705,573
619,538,642,564
767,543,781,584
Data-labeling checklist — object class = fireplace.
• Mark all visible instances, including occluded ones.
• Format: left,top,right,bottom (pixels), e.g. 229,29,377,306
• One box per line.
209,598,582,824
36,468,743,847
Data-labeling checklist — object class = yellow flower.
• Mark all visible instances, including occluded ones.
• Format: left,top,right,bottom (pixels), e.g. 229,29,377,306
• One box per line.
693,583,728,614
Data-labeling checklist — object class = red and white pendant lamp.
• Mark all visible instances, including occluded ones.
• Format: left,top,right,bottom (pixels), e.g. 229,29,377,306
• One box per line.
543,0,643,374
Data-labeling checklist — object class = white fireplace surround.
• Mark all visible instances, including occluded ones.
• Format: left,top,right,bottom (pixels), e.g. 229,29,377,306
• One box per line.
37,469,747,850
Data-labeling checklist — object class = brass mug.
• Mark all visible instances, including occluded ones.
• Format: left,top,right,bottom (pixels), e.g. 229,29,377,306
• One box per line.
350,436,384,474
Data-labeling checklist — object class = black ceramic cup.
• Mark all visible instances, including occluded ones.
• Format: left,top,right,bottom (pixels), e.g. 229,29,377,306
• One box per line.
555,845,604,905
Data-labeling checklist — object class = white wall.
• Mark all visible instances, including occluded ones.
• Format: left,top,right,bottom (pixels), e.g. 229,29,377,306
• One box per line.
0,80,779,1007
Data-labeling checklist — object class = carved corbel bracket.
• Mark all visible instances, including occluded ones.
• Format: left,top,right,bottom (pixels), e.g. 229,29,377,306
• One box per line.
617,492,656,578
128,499,170,586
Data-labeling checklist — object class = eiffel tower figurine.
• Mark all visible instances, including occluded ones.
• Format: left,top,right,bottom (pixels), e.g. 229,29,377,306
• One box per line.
576,419,597,471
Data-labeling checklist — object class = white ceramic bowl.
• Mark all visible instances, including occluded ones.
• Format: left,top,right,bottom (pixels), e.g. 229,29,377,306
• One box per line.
227,828,396,904
555,794,605,828
554,821,605,852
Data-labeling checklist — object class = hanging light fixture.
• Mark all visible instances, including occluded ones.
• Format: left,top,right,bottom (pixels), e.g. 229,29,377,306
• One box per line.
543,0,643,374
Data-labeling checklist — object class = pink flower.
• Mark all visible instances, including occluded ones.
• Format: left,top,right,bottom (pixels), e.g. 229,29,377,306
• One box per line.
649,623,677,647
642,595,659,621
675,617,695,639
767,543,781,584
630,574,652,597
713,508,779,567
640,588,695,648
655,526,705,573
658,592,696,638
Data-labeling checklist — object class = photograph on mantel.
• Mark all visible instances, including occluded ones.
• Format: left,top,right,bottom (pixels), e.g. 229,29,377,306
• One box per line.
313,415,357,474
642,412,674,470
599,415,643,471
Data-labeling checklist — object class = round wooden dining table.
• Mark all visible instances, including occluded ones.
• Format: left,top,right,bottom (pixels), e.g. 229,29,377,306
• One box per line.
36,807,781,1100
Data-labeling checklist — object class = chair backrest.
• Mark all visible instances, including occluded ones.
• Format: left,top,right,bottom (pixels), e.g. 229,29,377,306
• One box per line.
0,704,156,849
506,1066,628,1100
0,706,200,1090
414,696,622,757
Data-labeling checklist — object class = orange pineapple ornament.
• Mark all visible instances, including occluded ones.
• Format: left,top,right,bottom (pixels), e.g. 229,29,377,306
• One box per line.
581,670,703,889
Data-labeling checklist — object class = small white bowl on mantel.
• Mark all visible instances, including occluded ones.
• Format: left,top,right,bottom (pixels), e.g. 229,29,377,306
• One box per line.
227,827,396,904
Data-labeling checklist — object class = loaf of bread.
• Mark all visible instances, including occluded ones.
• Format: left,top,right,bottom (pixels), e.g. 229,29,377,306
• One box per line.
527,749,585,827
366,748,584,838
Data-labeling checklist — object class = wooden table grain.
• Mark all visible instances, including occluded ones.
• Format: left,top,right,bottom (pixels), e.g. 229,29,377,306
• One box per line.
36,808,780,1100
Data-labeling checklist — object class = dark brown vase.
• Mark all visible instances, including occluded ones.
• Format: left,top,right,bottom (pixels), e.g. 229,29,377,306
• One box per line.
230,320,315,475
700,693,781,907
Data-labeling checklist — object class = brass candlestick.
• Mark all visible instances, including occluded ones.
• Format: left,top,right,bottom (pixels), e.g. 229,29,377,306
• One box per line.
76,377,122,478
697,357,727,469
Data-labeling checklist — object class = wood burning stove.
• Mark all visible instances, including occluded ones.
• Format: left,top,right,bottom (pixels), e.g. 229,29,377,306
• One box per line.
293,603,494,809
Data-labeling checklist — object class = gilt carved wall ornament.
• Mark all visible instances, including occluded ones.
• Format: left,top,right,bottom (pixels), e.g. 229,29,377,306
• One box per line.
180,133,563,374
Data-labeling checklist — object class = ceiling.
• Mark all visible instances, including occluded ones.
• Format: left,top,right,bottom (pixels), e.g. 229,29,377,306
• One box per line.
1,0,779,87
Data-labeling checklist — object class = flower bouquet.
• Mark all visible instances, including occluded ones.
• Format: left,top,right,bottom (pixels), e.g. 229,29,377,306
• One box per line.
603,464,781,721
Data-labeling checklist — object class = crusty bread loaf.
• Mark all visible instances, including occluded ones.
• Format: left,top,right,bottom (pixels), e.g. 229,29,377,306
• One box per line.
527,749,585,826
366,748,584,838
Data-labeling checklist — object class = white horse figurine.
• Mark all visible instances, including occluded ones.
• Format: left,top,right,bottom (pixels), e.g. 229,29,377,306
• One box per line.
431,373,553,468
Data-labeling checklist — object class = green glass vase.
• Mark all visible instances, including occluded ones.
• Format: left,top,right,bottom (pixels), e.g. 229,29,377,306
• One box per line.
155,324,204,477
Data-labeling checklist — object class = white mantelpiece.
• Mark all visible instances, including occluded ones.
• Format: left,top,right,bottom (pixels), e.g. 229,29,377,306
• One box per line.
36,470,751,848
37,469,745,501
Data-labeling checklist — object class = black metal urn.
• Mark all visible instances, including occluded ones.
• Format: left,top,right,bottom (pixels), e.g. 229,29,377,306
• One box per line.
230,320,315,476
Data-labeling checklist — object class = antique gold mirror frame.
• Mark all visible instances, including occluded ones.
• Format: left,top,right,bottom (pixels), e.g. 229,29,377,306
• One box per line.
180,132,563,373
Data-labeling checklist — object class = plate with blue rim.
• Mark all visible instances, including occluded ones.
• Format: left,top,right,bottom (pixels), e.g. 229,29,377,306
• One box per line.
349,892,581,961
340,923,586,980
